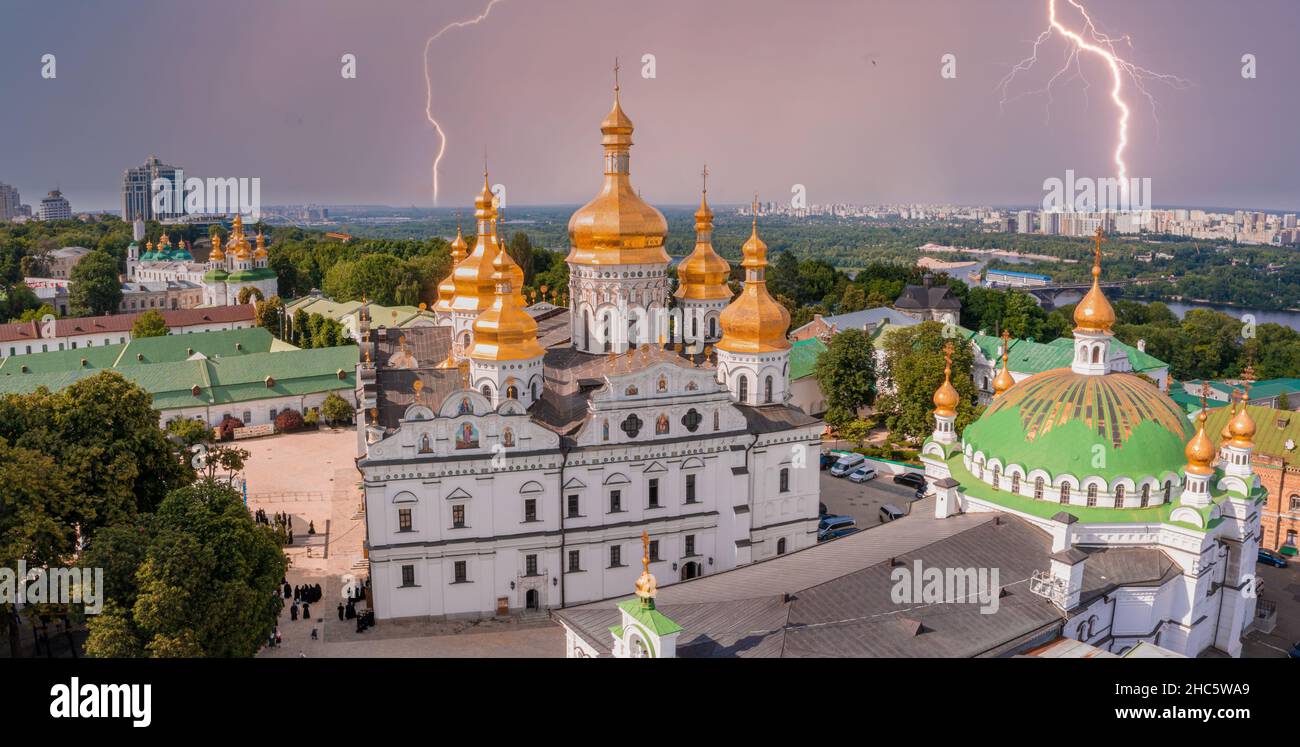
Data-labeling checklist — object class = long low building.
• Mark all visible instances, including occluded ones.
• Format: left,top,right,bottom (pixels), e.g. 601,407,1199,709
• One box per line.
0,326,357,427
0,304,258,358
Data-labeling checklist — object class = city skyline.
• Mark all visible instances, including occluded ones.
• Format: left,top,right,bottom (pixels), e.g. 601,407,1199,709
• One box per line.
2,0,1298,212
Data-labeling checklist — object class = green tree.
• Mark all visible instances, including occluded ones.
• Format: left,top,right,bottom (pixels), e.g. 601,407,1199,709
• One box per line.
814,329,878,425
255,296,285,337
131,309,169,338
506,232,535,286
321,391,353,425
83,481,286,658
68,250,123,316
874,321,979,442
237,286,265,305
165,416,212,449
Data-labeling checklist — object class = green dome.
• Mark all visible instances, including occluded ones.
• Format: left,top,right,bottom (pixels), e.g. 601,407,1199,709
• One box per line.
961,368,1192,483
204,268,229,282
226,268,276,282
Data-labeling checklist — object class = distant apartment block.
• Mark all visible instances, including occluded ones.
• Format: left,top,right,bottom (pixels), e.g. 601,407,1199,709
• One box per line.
122,155,184,221
38,190,72,221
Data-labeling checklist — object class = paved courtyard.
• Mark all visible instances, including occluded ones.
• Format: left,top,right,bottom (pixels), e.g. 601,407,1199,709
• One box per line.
243,428,563,658
819,469,923,530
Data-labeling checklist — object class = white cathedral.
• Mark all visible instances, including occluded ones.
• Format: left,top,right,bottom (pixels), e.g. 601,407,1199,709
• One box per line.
125,213,277,306
355,83,823,621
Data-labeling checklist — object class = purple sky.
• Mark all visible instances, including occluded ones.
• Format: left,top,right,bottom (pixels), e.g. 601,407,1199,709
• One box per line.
2,0,1297,212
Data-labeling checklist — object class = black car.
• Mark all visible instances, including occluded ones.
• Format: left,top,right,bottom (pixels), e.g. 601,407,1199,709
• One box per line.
819,454,837,471
893,472,926,489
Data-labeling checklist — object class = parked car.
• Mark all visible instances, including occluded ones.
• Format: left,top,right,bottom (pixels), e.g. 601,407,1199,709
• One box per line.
817,515,856,541
848,466,878,484
1288,642,1300,659
913,487,927,500
818,502,829,518
879,503,905,523
1258,549,1289,568
892,472,926,489
820,526,861,542
819,453,838,471
829,454,866,477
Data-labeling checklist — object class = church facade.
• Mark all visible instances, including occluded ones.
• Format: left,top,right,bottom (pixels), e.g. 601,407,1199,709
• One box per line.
356,83,821,622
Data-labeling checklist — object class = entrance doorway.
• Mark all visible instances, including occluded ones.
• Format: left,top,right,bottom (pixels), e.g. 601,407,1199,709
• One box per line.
525,589,540,610
680,561,701,581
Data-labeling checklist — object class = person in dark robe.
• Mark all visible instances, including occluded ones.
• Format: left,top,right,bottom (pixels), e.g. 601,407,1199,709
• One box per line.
283,582,291,598
308,520,316,535
356,614,365,633
293,585,300,601
288,530,294,545
289,603,298,621
345,600,355,619
337,602,345,621
302,603,310,620
274,628,282,647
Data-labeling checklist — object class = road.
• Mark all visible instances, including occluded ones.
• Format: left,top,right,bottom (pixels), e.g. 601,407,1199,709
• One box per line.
818,469,924,531
1242,560,1300,658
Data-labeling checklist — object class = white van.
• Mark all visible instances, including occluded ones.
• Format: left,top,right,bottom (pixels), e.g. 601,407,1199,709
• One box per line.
829,453,866,477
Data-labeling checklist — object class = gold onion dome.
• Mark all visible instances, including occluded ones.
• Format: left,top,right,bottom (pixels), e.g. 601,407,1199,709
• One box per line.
254,232,268,258
451,173,502,313
1185,408,1216,476
933,343,960,417
565,80,669,266
716,204,791,354
992,330,1015,396
1074,228,1116,333
434,223,469,314
675,172,732,301
468,241,545,362
1228,391,1256,448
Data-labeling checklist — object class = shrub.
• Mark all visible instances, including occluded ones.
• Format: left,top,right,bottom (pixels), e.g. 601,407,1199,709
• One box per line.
217,415,245,442
274,409,304,433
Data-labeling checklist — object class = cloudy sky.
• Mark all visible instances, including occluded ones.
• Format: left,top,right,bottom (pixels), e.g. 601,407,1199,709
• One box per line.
2,0,1297,212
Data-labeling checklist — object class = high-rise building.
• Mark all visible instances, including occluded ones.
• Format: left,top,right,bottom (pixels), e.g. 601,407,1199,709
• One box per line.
122,155,184,221
0,183,21,221
38,190,71,221
1016,209,1033,233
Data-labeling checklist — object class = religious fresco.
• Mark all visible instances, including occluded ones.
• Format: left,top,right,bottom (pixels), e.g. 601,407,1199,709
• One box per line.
419,433,432,453
389,336,419,369
455,421,480,450
502,427,515,448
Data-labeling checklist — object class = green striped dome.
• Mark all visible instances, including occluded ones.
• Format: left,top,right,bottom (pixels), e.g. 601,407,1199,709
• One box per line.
962,368,1192,482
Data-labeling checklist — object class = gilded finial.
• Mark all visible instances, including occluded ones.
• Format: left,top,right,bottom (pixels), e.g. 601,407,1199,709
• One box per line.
634,530,657,608
613,56,620,94
701,163,709,194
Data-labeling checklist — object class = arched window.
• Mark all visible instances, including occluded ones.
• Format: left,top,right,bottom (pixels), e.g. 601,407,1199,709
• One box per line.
1086,484,1098,507
776,538,787,555
1033,477,1044,500
738,375,749,402
991,465,1001,491
779,468,789,493
709,317,717,339
481,385,492,399
976,458,984,480
1163,480,1172,502
712,410,719,431
1092,345,1101,363
1114,485,1125,508
602,419,610,442
1059,484,1071,504
691,316,698,339
506,385,518,400
1291,495,1300,511
532,381,539,400
1011,473,1020,494
1141,483,1151,507
764,376,774,403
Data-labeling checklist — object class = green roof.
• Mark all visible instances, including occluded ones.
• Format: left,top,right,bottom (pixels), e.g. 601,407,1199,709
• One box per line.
1186,378,1300,402
0,328,283,375
968,332,1168,376
789,337,827,380
617,598,682,637
203,268,229,281
0,331,354,412
226,268,277,282
1205,404,1300,461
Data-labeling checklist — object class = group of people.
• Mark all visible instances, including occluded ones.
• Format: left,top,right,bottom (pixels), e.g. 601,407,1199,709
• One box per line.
254,509,296,545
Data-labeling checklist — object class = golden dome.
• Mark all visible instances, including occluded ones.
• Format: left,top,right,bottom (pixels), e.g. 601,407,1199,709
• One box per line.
495,230,526,306
450,173,502,314
253,232,268,258
675,173,733,302
716,206,791,354
992,330,1015,396
1228,391,1256,448
933,342,960,417
1185,407,1216,476
468,239,545,362
208,238,224,262
1074,228,1116,333
565,85,669,266
1219,397,1236,442
434,223,468,315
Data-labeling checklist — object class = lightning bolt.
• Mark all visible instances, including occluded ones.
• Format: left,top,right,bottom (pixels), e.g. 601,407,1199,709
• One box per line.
997,0,1190,195
423,0,507,206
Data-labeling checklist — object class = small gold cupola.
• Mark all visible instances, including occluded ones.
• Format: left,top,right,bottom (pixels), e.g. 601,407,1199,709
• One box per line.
1228,389,1256,449
565,62,669,267
1185,387,1217,477
467,237,545,362
675,166,732,302
451,171,502,314
434,218,469,315
716,199,791,354
933,341,960,418
992,329,1015,396
1073,227,1116,333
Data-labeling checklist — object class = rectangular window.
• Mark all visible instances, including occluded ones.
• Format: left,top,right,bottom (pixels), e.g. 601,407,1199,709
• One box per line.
609,489,621,513
567,494,580,518
649,540,660,562
685,474,696,503
397,508,412,532
454,561,467,583
779,468,789,493
452,504,466,528
609,545,621,567
685,534,696,556
525,554,538,576
401,565,415,587
567,550,581,573
524,498,537,522
648,478,659,508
